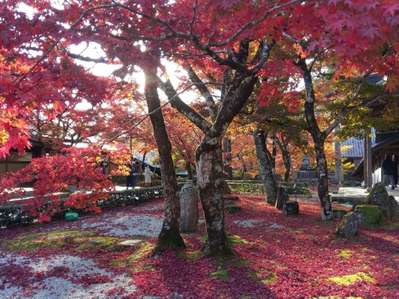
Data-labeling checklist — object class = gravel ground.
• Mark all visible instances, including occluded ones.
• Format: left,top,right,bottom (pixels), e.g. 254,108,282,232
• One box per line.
0,254,136,299
80,214,163,238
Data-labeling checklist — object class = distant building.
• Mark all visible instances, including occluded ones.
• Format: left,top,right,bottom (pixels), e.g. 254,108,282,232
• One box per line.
352,130,399,185
0,139,47,175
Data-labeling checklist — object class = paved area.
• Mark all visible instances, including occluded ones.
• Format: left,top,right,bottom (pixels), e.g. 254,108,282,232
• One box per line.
333,186,399,203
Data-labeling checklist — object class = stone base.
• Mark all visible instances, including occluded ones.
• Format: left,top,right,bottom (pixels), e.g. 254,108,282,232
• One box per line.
283,201,299,216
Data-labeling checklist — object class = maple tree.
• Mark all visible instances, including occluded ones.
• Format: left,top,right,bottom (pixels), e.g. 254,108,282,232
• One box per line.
252,0,399,219
0,147,113,221
1,0,399,254
163,106,203,179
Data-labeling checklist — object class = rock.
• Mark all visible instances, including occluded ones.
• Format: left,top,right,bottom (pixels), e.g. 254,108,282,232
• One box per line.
269,223,284,229
367,183,388,204
283,201,299,216
118,239,143,247
387,196,399,220
234,219,264,228
355,204,383,226
366,183,398,220
275,187,289,210
333,209,348,220
336,211,362,238
179,181,198,233
168,292,183,299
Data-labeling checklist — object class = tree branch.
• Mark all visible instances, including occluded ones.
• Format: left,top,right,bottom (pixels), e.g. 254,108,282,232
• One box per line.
207,0,303,47
158,79,212,132
186,65,217,118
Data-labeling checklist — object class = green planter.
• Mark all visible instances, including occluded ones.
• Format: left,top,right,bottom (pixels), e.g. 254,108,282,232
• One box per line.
65,212,79,221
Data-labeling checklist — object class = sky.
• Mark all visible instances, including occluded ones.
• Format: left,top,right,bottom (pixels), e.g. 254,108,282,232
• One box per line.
16,2,201,112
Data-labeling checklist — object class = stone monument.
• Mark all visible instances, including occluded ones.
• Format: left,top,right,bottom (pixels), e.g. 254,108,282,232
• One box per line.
179,181,199,233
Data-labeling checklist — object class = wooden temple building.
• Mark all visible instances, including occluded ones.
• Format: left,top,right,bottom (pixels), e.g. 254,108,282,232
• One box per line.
0,138,48,175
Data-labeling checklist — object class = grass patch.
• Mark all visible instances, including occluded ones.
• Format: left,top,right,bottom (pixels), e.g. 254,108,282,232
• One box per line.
250,269,278,286
76,236,124,251
112,241,155,269
3,230,95,252
210,267,229,281
328,272,375,286
338,249,353,259
261,272,278,285
177,250,204,261
227,234,249,245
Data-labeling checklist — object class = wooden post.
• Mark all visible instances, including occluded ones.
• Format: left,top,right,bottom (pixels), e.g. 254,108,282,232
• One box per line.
364,130,373,188
334,140,343,186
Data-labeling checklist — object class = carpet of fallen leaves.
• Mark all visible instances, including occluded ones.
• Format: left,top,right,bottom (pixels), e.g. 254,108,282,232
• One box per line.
1,196,398,299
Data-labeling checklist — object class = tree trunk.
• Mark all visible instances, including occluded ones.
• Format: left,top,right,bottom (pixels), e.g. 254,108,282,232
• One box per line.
314,139,333,220
271,133,277,172
276,137,291,182
282,152,291,182
196,134,231,256
253,130,278,205
300,60,333,221
222,138,233,179
143,60,185,251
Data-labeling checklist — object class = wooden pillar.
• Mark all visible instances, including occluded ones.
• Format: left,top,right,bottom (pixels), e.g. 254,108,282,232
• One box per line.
364,130,373,188
334,140,343,186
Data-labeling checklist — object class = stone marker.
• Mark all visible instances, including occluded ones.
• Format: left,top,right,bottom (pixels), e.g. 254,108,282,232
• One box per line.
283,201,299,216
336,211,362,238
179,181,198,233
275,187,289,210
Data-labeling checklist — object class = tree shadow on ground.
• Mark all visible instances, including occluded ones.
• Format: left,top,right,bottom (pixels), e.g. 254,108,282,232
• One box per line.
154,249,277,299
